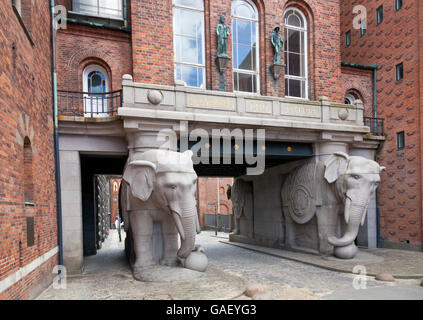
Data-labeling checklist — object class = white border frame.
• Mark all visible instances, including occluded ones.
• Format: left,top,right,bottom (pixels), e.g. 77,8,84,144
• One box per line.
284,7,308,100
231,0,260,95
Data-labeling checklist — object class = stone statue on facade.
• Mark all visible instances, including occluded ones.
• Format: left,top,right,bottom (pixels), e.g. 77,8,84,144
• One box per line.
217,15,230,57
271,26,284,64
216,15,231,74
270,26,285,80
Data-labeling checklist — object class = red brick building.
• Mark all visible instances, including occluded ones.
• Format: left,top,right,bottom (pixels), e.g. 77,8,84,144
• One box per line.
197,178,233,228
341,0,423,251
0,1,58,299
6,0,423,299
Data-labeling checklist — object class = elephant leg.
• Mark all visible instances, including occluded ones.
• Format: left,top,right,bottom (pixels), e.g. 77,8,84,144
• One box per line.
316,206,337,255
160,217,179,266
129,211,154,269
233,216,241,235
283,210,296,249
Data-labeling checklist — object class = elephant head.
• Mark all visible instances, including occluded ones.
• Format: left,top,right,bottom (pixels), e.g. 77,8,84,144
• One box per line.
324,152,385,248
122,149,201,260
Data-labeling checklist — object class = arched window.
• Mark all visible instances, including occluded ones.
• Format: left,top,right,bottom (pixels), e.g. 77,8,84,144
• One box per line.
23,137,33,205
345,93,356,105
232,0,259,93
284,8,308,99
173,0,205,88
83,65,109,117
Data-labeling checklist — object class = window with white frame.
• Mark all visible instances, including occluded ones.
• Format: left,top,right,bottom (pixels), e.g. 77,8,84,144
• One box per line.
173,0,205,88
232,0,259,93
83,65,109,117
73,0,123,20
284,8,308,99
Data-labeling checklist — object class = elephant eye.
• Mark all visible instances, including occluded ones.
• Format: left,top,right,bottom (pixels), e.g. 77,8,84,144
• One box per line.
169,185,177,190
351,174,360,180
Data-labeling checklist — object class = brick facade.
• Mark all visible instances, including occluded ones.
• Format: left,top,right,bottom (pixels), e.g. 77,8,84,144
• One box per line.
0,1,58,299
197,178,234,228
341,0,423,250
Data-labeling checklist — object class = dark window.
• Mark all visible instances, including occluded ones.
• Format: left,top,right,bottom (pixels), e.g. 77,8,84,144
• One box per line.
23,137,34,205
360,19,366,37
397,131,405,150
346,30,351,46
377,6,383,25
396,62,404,81
395,0,403,11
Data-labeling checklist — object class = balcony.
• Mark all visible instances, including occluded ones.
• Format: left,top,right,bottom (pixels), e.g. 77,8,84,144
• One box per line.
364,117,385,136
58,90,122,119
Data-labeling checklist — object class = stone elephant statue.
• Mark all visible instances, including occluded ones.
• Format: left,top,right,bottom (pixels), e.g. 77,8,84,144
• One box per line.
230,179,251,235
120,149,207,280
281,152,385,259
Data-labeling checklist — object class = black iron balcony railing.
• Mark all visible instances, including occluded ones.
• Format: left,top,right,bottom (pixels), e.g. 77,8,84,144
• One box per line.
364,117,385,136
58,89,122,118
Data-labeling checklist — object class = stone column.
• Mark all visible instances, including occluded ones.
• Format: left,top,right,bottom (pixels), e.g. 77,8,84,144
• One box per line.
59,150,83,274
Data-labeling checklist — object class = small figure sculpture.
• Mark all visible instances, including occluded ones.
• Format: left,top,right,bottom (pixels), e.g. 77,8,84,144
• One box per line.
271,26,284,64
217,15,230,57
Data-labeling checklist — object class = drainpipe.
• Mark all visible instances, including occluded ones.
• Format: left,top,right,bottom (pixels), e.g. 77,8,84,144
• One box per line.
50,0,64,276
341,61,380,248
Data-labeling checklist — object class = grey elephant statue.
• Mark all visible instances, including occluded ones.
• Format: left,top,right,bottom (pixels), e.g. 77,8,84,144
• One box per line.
231,179,251,236
120,149,208,280
281,152,385,259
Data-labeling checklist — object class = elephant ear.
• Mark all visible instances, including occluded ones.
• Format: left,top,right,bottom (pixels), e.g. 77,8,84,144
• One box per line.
324,152,349,184
123,160,157,201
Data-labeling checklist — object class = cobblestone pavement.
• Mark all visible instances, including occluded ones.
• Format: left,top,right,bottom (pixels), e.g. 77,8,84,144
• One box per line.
196,231,423,299
37,230,423,300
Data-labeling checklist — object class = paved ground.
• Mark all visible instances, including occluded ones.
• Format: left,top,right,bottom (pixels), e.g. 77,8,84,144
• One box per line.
221,237,423,278
37,230,423,300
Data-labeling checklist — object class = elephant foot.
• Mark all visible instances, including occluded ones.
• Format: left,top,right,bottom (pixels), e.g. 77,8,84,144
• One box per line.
333,243,358,259
231,228,240,235
160,257,180,267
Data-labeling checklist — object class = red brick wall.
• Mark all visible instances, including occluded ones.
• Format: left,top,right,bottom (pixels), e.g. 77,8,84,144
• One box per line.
341,0,422,250
340,66,374,117
197,178,234,227
0,1,58,299
56,24,133,92
130,0,345,102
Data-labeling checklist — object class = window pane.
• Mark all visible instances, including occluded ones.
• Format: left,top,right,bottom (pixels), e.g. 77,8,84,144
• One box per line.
99,0,122,18
287,29,300,53
174,35,181,62
181,37,198,64
287,14,301,27
233,2,256,20
288,79,301,97
288,53,300,76
76,0,98,15
238,73,253,92
174,0,203,10
237,45,252,70
237,19,252,46
232,43,238,69
88,71,106,95
179,10,199,36
232,19,238,43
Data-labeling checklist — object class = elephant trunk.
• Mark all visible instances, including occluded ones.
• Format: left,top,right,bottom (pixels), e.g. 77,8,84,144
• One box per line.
328,195,368,247
171,205,198,259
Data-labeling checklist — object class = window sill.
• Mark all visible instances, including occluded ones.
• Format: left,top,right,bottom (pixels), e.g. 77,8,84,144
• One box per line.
12,5,34,46
68,11,129,31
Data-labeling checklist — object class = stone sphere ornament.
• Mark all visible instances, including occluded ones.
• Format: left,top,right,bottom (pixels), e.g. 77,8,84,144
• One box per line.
147,90,163,105
333,242,358,259
338,108,349,120
183,245,208,272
